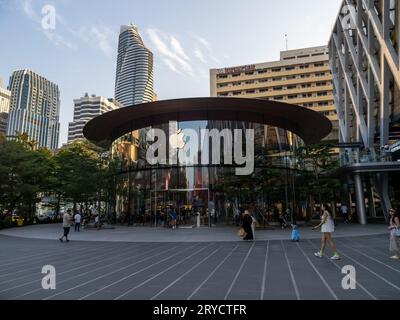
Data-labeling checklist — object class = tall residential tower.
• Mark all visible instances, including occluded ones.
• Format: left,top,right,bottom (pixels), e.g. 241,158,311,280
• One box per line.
114,24,154,106
6,69,60,149
68,93,121,143
0,78,11,135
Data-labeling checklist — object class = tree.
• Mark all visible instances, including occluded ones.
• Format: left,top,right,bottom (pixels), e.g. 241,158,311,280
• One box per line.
0,134,54,220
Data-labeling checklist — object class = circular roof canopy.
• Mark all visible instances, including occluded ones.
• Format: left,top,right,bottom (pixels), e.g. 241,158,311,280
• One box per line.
83,97,332,146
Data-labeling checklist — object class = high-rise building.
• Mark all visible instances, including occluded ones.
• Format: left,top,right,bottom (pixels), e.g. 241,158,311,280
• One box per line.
0,78,11,135
68,93,121,143
210,46,338,142
114,24,154,106
329,0,400,224
6,69,60,149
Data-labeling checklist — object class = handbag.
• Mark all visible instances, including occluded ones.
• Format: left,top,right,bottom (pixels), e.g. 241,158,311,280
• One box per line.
395,228,400,237
238,228,247,238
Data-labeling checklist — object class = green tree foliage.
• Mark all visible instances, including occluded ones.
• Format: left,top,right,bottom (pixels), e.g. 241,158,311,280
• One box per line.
0,136,117,223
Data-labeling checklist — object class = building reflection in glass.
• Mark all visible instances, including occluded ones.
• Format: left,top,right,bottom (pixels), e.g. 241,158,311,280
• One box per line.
112,120,303,227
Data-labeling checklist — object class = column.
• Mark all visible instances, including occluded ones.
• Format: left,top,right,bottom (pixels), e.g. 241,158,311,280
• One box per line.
354,173,367,225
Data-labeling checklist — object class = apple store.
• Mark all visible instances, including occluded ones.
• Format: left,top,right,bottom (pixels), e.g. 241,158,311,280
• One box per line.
83,98,331,227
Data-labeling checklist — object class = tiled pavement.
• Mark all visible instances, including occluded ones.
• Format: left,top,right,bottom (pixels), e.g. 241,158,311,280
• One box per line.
0,227,399,300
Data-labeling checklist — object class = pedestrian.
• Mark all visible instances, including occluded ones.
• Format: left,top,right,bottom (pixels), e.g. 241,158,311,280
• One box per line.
95,214,101,230
170,206,177,229
290,224,300,242
234,206,241,226
74,211,81,232
278,212,287,230
242,211,254,241
388,208,400,260
340,203,349,223
248,210,257,240
313,204,340,260
59,209,72,242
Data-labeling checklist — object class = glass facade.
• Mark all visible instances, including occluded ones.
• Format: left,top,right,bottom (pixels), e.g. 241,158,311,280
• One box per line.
111,120,305,227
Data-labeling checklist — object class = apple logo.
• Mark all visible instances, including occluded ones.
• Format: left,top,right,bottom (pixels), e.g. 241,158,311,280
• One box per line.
170,129,186,149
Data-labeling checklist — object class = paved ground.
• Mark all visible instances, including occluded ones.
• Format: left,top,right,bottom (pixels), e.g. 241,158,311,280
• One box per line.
0,223,388,242
0,224,399,300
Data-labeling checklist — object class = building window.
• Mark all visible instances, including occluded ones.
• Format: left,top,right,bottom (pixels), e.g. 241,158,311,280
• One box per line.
272,68,281,72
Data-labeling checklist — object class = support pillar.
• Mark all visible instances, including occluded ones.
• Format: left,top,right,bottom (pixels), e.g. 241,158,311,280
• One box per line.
366,178,377,218
354,173,367,225
374,173,392,223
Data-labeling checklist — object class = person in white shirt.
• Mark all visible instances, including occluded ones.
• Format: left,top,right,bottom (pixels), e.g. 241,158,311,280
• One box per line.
74,212,81,232
59,209,72,242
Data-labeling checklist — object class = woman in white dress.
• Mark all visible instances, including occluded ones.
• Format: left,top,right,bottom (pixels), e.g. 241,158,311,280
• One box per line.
388,208,400,260
312,204,340,260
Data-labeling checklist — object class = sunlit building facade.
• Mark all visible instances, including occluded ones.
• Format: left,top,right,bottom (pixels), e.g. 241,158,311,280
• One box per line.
329,0,400,223
6,69,60,149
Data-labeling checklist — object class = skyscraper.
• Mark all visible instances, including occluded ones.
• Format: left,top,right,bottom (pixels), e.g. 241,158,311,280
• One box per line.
0,77,11,135
68,93,121,143
6,69,60,149
114,24,154,106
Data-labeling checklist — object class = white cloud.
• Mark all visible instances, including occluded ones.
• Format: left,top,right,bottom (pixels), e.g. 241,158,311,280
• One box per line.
194,47,206,63
76,26,116,57
147,28,194,77
22,0,39,21
20,0,76,50
163,58,181,74
191,33,220,64
170,36,190,61
43,30,75,49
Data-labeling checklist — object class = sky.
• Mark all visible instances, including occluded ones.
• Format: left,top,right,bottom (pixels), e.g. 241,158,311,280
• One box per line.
0,0,342,146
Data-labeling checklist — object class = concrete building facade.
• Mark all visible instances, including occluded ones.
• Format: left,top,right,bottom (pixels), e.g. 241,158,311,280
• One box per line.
68,93,121,143
210,46,339,142
0,78,11,135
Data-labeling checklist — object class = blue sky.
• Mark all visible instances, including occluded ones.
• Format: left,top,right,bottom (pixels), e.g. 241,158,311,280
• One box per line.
0,0,342,145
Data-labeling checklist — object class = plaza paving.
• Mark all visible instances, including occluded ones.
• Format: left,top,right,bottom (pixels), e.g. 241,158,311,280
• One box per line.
0,224,399,300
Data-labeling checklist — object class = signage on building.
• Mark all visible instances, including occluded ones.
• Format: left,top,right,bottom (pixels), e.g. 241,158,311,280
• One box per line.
217,65,256,75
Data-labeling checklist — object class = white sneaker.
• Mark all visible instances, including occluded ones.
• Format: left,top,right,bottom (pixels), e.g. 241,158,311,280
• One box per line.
330,254,341,260
390,255,400,260
314,252,322,258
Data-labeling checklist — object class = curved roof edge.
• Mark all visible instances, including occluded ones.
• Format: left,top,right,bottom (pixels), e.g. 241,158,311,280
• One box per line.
83,97,332,147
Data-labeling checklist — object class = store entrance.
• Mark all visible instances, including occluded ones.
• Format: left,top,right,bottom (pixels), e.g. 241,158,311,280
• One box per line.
150,188,210,227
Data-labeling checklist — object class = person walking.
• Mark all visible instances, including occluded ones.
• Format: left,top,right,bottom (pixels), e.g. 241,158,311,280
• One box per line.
340,204,349,223
74,211,81,232
170,207,177,229
388,208,400,260
242,211,254,241
59,209,72,242
278,212,287,230
313,204,340,260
